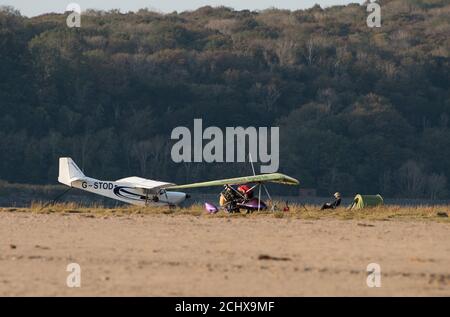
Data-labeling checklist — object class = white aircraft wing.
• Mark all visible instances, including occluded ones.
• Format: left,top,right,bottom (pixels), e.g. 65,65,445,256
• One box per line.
115,176,175,191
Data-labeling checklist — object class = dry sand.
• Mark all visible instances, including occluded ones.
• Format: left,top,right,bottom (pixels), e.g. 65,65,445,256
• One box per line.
0,212,448,296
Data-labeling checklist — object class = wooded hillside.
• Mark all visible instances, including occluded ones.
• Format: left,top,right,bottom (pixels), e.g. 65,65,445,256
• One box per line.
0,0,449,198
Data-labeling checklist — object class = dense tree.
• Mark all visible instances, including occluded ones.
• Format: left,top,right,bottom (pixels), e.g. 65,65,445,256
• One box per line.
0,0,449,198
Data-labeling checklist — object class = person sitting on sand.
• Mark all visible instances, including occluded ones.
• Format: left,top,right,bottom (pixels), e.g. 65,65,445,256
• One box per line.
320,192,341,210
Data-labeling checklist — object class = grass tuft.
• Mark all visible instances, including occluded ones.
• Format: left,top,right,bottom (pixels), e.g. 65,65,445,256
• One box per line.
0,201,448,223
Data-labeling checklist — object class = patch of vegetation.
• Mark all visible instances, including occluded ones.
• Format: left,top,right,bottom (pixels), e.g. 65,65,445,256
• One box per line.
2,202,448,223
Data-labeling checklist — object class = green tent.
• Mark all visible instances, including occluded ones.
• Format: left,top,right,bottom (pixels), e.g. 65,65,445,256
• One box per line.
350,194,384,210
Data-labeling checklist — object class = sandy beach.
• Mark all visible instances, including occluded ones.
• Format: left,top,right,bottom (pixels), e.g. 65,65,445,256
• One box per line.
0,212,448,296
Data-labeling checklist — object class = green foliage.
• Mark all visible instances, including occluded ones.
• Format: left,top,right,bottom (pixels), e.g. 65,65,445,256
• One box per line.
0,2,449,198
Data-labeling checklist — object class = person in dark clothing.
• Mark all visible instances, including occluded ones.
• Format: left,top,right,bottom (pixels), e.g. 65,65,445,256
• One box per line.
320,192,342,210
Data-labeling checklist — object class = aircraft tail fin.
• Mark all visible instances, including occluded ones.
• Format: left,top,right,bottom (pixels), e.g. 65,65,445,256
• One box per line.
58,157,86,186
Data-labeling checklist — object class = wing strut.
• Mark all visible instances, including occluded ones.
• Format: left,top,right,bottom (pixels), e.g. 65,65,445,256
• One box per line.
249,153,256,176
258,183,262,212
262,183,275,211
